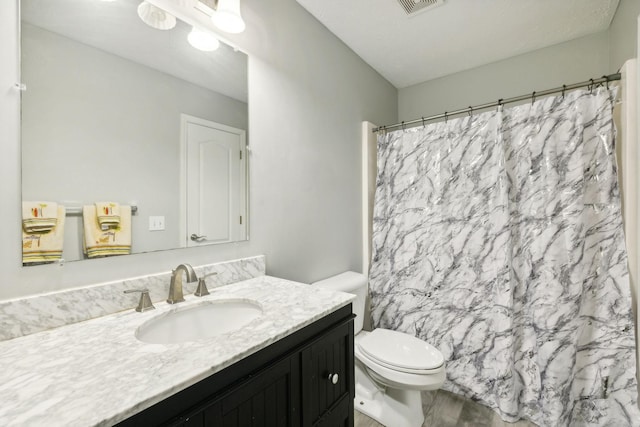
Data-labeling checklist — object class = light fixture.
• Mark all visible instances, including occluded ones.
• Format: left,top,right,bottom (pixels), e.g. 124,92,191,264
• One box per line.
188,27,220,52
137,1,177,30
211,0,245,34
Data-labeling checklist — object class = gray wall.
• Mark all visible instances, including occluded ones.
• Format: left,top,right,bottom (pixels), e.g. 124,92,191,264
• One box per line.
231,1,398,283
610,0,640,71
399,32,610,120
399,0,640,120
0,0,398,300
21,24,248,260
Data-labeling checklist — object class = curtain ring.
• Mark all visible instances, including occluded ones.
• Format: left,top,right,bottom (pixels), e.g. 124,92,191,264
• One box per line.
421,116,425,128
531,91,536,105
468,106,473,117
401,121,406,131
603,75,610,90
589,79,594,93
562,84,566,99
497,99,503,111
444,112,448,123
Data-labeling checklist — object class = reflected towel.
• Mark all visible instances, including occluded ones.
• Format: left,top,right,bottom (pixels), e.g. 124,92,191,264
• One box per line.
22,205,65,265
22,201,58,233
95,201,121,229
83,205,131,258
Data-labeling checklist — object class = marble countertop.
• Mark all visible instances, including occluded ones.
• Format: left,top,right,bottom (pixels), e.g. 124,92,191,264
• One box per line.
0,276,354,426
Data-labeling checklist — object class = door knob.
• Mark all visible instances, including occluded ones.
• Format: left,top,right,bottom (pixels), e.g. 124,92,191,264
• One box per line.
190,234,207,242
327,373,339,385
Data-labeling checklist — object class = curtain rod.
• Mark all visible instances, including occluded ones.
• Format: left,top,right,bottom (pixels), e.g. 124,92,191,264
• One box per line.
372,73,622,133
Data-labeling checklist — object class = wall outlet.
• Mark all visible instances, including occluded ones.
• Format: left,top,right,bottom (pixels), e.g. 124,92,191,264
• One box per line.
149,216,165,231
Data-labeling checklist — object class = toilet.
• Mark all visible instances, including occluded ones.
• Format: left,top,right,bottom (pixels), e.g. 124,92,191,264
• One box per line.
312,272,446,427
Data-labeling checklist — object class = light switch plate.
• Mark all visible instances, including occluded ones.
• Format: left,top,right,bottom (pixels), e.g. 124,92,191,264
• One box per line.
149,216,165,231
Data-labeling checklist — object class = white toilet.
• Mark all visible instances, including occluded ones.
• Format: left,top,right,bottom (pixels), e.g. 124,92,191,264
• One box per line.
312,272,446,427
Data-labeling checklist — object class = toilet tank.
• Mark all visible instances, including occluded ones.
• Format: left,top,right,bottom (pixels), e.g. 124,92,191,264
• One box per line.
311,271,367,334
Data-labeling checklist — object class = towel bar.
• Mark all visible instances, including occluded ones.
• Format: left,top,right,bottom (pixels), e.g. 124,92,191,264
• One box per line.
64,205,138,216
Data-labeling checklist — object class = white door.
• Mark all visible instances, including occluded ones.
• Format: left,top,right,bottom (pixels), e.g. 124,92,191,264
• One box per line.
181,115,246,247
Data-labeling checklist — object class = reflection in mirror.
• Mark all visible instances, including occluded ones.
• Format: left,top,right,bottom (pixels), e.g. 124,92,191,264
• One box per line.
20,0,249,266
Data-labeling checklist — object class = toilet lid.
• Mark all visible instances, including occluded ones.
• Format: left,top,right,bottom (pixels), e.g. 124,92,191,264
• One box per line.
357,329,444,371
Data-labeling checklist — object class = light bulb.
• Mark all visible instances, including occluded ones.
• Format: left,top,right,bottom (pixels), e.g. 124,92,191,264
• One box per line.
188,27,220,52
137,1,176,30
212,0,246,34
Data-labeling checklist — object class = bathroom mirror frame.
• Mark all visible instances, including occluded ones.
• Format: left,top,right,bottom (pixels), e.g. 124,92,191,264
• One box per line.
19,0,249,266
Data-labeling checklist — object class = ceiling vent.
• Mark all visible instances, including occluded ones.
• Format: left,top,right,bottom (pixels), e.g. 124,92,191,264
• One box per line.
397,0,445,16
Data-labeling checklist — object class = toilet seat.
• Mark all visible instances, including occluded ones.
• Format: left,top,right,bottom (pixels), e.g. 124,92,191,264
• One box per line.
354,331,445,391
357,328,444,374
354,341,445,390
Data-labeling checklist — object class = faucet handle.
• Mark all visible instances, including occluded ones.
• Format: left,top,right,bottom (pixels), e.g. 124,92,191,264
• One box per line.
194,272,217,297
124,288,155,312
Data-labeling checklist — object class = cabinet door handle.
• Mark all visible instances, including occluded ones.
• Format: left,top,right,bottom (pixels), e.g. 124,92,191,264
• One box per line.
327,373,339,385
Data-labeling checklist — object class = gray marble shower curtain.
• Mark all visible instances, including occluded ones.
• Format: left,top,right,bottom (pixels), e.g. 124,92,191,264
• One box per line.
369,88,639,426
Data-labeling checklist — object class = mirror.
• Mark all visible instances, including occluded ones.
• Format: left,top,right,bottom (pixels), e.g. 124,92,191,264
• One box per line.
20,0,249,265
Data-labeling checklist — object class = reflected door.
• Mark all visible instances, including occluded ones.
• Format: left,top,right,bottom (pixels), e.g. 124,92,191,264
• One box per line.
181,115,246,247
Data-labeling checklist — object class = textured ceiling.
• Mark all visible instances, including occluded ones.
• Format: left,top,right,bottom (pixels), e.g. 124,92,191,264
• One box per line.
21,0,248,102
296,0,620,88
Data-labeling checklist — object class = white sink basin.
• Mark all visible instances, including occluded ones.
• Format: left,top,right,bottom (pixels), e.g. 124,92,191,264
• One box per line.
135,299,263,344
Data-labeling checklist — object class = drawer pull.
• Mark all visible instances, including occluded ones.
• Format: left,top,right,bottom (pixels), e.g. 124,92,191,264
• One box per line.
328,373,339,385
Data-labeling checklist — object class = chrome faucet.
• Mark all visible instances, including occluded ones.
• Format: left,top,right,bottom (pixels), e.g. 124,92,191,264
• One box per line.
167,263,198,304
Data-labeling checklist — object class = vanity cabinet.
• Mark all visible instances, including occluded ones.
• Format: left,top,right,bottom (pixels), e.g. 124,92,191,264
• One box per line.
118,305,354,427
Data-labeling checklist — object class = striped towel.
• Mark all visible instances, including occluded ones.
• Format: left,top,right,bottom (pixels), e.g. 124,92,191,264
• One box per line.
95,202,121,229
22,201,58,233
22,205,65,265
83,205,132,258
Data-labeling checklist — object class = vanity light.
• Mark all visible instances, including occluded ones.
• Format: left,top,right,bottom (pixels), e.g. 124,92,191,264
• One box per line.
137,1,177,30
188,27,220,52
211,0,246,34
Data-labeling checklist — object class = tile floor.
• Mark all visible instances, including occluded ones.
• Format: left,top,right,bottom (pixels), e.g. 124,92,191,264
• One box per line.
354,390,538,427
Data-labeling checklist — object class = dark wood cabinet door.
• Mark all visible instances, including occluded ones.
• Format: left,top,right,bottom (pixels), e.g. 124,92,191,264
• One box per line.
315,394,351,427
301,319,354,427
209,355,299,427
176,354,300,427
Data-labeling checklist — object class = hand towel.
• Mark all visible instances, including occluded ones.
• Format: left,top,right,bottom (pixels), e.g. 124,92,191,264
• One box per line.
22,205,66,265
83,205,131,258
22,201,58,233
95,201,121,229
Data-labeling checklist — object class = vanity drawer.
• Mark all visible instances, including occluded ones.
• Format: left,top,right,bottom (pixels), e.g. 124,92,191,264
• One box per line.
301,318,354,426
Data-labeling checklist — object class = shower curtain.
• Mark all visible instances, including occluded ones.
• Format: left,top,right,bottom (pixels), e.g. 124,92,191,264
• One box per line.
369,88,639,426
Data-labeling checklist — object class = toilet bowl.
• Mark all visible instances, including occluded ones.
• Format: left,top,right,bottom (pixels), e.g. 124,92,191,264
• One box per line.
312,272,446,427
